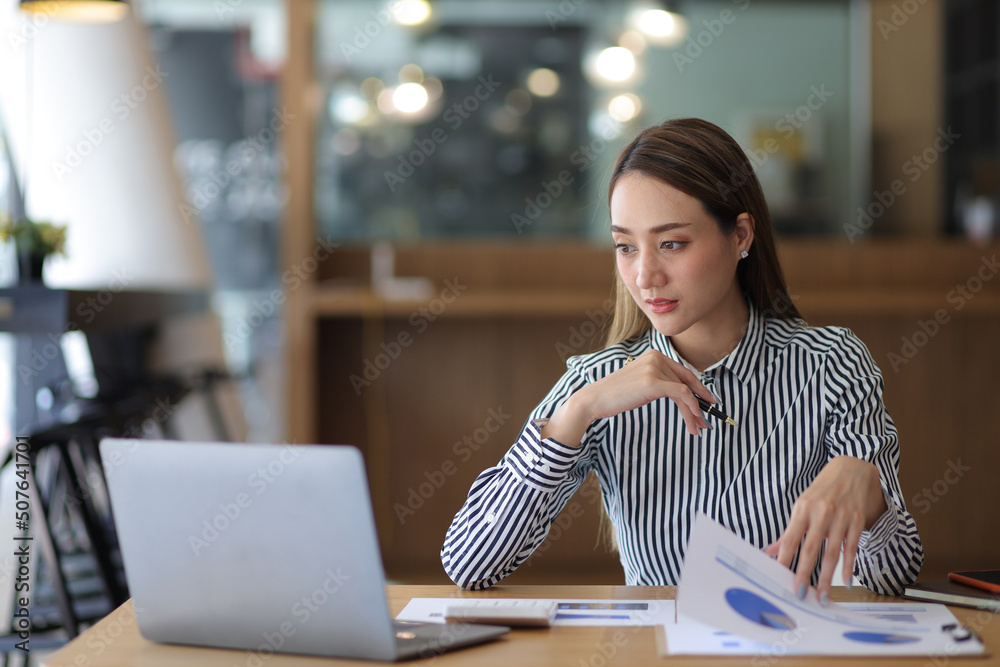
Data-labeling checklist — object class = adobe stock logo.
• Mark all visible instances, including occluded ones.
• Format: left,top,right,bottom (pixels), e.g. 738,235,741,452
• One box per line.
50,65,169,182
383,75,501,192
876,0,930,41
911,459,971,514
349,278,468,395
394,406,512,524
672,0,751,73
887,254,998,372
844,126,960,242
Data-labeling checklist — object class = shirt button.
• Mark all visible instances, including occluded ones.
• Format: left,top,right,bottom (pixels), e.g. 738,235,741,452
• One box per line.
486,513,495,523
540,463,550,473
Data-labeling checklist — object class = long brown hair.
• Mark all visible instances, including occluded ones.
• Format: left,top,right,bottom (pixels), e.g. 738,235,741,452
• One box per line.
604,118,801,347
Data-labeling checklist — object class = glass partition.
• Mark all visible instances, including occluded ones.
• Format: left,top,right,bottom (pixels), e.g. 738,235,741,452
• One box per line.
314,0,863,241
134,0,288,442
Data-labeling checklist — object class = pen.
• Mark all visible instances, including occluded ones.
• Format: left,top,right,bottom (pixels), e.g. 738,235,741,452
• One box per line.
694,394,738,427
624,356,738,427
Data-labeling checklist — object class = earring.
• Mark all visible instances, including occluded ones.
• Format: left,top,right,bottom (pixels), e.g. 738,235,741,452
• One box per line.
740,250,749,259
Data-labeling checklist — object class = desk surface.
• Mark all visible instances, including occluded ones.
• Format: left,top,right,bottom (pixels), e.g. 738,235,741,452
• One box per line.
41,585,997,666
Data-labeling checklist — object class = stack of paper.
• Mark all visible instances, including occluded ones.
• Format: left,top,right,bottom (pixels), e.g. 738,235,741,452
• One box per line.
666,517,985,657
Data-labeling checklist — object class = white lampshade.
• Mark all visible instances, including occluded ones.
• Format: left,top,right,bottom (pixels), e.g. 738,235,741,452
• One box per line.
0,0,211,289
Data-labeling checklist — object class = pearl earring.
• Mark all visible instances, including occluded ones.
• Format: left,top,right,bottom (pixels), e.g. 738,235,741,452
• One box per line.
740,250,749,259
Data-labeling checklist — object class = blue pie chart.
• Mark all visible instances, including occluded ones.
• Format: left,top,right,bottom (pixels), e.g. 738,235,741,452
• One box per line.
843,631,919,644
724,588,797,630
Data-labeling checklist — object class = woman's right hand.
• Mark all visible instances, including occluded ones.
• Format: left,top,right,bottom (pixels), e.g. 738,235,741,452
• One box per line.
540,350,715,447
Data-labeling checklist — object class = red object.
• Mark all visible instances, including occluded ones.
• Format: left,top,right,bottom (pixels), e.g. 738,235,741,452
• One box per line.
948,570,1000,594
235,27,281,81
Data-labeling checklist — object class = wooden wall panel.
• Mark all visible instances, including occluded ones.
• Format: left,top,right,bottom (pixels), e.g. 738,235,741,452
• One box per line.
311,241,1000,584
870,0,944,236
281,0,319,444
317,313,623,583
819,312,1000,578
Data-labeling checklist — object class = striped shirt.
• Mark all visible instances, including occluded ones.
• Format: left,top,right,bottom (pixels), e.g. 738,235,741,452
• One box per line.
441,303,923,594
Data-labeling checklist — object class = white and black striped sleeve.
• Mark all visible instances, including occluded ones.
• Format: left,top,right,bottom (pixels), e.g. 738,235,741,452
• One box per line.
440,366,599,590
822,329,924,595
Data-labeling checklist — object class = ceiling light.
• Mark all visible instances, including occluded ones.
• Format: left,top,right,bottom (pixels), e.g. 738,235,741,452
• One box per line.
505,89,533,116
360,77,385,100
376,88,397,114
628,4,688,46
392,83,429,114
608,93,642,122
591,47,635,84
393,0,431,26
329,89,370,125
19,0,129,23
398,63,424,84
423,77,443,101
526,68,560,97
619,30,647,55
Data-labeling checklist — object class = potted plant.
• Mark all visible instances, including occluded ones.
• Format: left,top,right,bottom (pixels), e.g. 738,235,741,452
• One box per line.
0,214,67,282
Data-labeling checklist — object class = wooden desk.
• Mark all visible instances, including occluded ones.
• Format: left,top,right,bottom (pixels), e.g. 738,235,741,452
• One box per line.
41,585,998,666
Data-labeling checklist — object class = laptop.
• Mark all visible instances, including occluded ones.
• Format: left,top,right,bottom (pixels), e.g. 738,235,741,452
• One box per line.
98,439,508,661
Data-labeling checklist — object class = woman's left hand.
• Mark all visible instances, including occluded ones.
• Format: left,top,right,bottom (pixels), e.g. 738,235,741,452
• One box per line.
763,455,888,604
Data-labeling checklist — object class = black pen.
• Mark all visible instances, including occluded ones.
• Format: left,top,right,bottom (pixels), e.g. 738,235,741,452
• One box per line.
624,356,737,427
694,393,738,427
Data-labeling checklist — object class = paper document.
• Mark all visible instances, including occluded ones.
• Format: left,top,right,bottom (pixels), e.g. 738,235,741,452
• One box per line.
665,601,977,656
666,516,984,656
397,598,674,627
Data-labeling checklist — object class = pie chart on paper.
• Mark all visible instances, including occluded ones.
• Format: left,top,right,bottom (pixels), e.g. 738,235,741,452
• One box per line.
843,631,919,644
724,588,797,630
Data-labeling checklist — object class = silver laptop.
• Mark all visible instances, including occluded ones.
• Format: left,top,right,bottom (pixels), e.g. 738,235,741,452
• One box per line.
99,439,508,661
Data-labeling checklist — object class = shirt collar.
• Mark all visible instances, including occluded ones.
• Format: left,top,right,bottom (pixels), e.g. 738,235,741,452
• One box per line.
646,299,767,386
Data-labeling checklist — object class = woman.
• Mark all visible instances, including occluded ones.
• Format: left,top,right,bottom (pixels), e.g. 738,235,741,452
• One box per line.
441,118,922,603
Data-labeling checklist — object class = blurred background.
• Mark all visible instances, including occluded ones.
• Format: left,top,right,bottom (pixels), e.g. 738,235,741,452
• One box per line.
0,0,998,639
